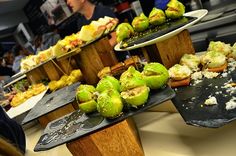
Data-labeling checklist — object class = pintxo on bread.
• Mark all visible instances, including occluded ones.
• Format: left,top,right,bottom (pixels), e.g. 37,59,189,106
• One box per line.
168,40,236,88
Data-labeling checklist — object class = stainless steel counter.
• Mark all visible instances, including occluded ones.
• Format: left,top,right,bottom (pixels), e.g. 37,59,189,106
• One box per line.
187,3,236,52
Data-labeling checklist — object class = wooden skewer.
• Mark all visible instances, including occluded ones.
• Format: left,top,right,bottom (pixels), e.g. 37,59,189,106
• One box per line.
51,59,67,75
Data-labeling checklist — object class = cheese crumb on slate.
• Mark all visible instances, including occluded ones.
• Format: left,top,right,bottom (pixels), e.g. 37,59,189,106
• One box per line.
226,97,236,110
191,71,203,80
203,71,219,79
204,96,218,105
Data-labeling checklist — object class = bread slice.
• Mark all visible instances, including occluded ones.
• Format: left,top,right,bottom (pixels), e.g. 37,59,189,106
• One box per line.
207,62,227,72
97,67,112,79
111,62,126,76
169,77,191,88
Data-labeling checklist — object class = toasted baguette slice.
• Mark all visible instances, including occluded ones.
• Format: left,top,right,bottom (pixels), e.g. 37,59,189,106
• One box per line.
124,56,141,68
169,77,191,88
111,62,126,76
207,62,227,72
97,67,111,79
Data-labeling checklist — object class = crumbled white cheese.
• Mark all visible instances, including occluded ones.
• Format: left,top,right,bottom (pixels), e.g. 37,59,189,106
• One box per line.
193,79,202,85
204,96,218,105
226,97,236,110
203,71,219,79
228,66,235,72
222,84,230,88
168,64,192,80
227,87,236,95
191,71,203,86
228,59,236,72
222,72,228,78
191,71,203,80
228,58,235,63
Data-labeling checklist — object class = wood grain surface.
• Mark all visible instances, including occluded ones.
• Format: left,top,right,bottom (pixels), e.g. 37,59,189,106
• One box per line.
66,118,144,156
142,30,195,68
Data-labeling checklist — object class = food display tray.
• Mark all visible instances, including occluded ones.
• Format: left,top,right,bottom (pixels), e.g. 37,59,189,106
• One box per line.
22,57,57,75
34,86,175,151
172,70,236,128
21,82,80,125
119,16,197,49
80,29,115,48
114,9,208,51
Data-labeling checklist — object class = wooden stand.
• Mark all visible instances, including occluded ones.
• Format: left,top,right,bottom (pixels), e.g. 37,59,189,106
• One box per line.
66,118,144,156
142,30,195,68
24,37,119,128
42,61,62,81
26,67,48,84
75,37,118,85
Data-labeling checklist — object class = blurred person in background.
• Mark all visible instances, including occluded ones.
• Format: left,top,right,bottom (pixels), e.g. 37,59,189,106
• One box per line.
154,0,170,10
12,45,31,73
0,57,14,78
139,0,155,15
40,25,61,51
33,35,43,54
3,51,14,69
66,0,117,47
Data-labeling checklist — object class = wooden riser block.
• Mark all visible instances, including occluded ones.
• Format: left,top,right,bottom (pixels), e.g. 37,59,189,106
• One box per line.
93,37,118,67
74,37,118,85
76,44,104,85
42,61,62,81
57,59,74,75
142,30,195,68
66,118,144,156
26,67,48,84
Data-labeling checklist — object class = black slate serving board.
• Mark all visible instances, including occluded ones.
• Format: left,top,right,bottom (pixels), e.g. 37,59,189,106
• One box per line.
120,16,197,49
172,68,236,128
34,86,175,151
22,82,80,125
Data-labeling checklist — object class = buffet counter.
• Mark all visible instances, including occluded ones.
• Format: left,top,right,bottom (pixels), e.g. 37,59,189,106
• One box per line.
5,2,236,155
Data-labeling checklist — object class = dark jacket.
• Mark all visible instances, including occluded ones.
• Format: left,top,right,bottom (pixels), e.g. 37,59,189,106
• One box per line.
0,106,26,153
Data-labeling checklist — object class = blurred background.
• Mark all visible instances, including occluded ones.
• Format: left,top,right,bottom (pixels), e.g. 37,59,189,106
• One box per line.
0,0,236,77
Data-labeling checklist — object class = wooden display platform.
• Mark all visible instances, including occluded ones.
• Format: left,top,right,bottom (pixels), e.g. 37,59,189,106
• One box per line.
24,30,194,155
76,37,118,85
141,30,195,68
66,118,144,156
63,30,194,156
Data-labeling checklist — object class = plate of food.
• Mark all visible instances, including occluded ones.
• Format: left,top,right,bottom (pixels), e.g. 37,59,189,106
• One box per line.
170,41,236,128
21,82,81,125
114,8,208,51
34,85,175,151
7,83,48,119
34,62,176,151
